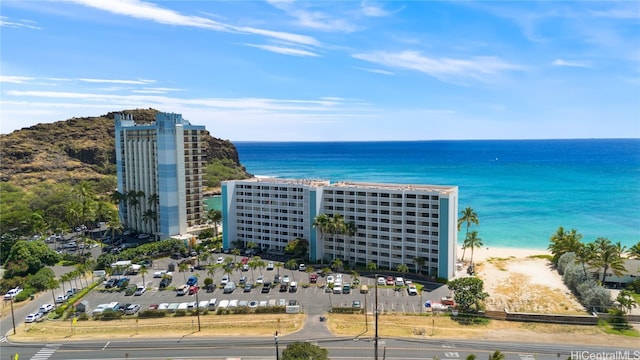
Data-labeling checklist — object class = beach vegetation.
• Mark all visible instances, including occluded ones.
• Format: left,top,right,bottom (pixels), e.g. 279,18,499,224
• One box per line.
548,226,583,265
591,237,627,284
615,290,638,314
457,207,479,262
628,241,640,259
465,230,484,265
447,277,489,314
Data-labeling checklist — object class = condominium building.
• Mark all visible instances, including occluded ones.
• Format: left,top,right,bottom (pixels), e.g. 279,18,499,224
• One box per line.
115,112,207,238
222,178,459,279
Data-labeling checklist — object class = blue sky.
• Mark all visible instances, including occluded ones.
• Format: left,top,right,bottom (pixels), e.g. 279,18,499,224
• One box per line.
1,1,638,141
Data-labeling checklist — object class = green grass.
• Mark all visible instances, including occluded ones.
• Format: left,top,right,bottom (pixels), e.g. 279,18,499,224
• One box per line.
598,320,640,337
528,254,553,261
630,292,640,303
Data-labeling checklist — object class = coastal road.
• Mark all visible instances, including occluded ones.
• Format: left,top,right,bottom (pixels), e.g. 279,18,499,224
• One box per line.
3,335,638,360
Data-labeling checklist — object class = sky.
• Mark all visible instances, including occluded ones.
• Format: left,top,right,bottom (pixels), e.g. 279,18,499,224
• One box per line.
1,1,639,141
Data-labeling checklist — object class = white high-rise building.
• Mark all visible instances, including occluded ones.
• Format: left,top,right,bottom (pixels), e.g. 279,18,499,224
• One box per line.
115,112,207,238
222,178,458,279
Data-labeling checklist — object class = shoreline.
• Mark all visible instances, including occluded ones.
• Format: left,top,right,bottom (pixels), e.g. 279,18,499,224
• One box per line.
458,245,550,263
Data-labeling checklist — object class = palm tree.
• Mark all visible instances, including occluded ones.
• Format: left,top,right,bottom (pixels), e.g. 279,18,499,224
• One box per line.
232,248,241,264
488,350,505,360
331,258,344,273
412,256,425,274
592,237,627,284
207,264,219,287
466,231,483,265
139,266,148,288
548,227,583,265
457,207,479,262
46,278,59,309
206,209,223,238
629,241,640,259
275,262,283,277
343,221,356,266
178,262,189,282
312,214,330,262
396,264,409,282
328,214,346,261
366,261,377,272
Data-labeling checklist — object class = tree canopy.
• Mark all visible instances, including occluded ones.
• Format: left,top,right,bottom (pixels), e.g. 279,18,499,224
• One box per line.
447,277,488,314
281,342,329,360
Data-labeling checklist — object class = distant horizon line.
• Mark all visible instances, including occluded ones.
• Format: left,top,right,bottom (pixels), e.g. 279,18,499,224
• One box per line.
231,138,640,143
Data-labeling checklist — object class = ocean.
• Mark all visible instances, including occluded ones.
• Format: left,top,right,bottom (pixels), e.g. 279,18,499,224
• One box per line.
209,139,640,251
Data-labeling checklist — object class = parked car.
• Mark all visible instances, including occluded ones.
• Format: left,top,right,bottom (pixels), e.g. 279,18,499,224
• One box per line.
282,275,290,284
273,275,281,284
134,285,146,296
187,275,198,286
309,274,318,283
238,276,247,285
289,282,298,293
220,274,230,285
153,270,167,278
280,283,288,292
223,282,236,294
105,278,119,288
352,300,362,309
39,304,55,313
4,287,23,300
360,285,369,294
25,313,42,323
261,282,271,293
243,283,253,292
117,277,130,288
124,304,141,315
176,284,190,296
159,277,172,289
298,264,306,271
189,286,199,295
256,275,264,284
242,264,249,272
55,294,68,304
216,257,224,264
386,276,395,286
266,262,274,270
342,283,351,294
395,277,405,286
407,285,418,296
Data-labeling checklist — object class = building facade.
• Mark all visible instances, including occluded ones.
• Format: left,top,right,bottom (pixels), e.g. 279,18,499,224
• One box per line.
115,112,207,238
222,178,459,279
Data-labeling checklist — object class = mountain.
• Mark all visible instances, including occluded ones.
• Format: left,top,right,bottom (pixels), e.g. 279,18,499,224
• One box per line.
0,108,251,190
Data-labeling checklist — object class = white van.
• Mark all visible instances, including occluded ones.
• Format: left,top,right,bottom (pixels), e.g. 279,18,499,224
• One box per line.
289,282,298,293
208,298,218,311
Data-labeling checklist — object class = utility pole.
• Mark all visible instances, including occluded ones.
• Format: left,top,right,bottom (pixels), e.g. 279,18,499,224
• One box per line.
194,288,201,331
9,297,16,335
374,273,379,360
274,331,279,360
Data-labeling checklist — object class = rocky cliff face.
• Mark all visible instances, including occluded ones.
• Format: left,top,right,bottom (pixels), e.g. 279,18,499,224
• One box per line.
0,108,250,189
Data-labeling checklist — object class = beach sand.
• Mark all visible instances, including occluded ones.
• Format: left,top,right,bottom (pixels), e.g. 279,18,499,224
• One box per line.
458,246,586,314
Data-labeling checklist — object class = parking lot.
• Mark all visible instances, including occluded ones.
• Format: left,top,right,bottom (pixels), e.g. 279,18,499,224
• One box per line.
75,254,450,317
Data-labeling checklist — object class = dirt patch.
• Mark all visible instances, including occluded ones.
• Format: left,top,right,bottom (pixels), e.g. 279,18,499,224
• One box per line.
327,313,639,347
10,313,305,342
478,257,585,314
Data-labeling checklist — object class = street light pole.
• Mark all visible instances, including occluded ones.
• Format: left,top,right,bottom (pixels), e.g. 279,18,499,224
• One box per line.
274,331,279,360
9,297,16,335
374,273,379,360
195,288,201,331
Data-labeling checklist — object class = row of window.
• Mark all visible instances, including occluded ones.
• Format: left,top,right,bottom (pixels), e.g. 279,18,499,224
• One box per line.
325,190,440,200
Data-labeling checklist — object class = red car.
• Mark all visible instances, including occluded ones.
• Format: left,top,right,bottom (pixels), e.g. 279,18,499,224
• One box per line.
189,286,199,295
386,276,394,286
309,274,318,283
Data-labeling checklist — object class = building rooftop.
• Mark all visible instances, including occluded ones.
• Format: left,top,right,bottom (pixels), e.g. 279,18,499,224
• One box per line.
234,177,330,187
329,181,458,195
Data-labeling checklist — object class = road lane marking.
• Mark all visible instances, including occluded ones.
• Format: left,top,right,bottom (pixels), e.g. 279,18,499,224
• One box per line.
102,341,110,350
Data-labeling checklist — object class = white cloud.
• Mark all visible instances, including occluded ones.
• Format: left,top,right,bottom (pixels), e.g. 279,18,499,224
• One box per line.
353,67,394,75
0,16,42,30
360,1,390,17
353,50,521,82
245,44,320,57
65,0,320,47
77,78,156,85
266,0,357,32
0,75,35,84
552,59,590,68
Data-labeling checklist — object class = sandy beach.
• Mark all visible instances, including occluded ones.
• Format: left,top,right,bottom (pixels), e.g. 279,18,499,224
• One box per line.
458,246,586,314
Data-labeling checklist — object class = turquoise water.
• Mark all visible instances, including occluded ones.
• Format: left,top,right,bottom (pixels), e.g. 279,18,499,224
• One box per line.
203,196,221,212
229,139,639,250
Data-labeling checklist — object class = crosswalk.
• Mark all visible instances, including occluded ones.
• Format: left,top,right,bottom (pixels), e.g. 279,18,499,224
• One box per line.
0,335,7,343
30,344,61,360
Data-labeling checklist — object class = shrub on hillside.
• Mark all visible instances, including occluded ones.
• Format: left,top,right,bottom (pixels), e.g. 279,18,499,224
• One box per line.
139,310,166,318
557,252,576,275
